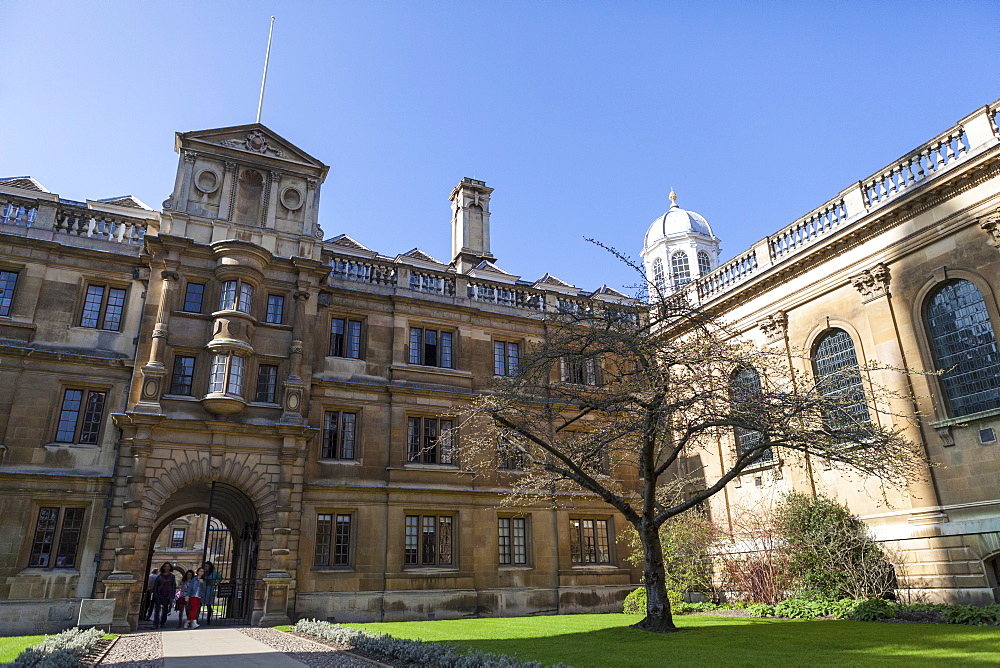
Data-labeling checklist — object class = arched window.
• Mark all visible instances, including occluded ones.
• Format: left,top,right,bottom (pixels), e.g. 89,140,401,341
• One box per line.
813,329,870,429
697,250,712,276
730,366,773,463
925,279,1000,417
670,251,691,287
651,258,666,294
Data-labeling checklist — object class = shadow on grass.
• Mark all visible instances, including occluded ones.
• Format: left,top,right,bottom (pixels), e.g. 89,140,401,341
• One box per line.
355,616,1000,668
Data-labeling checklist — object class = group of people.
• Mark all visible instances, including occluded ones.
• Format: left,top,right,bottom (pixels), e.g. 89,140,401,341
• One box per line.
143,561,222,629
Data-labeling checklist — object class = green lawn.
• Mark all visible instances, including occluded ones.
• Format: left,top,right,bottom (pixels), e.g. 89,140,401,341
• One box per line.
0,634,44,663
344,613,1000,667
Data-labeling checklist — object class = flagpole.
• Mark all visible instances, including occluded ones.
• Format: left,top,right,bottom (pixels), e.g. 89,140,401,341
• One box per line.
256,17,276,124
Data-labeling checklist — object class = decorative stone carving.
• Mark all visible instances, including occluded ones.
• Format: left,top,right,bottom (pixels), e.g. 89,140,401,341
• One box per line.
981,209,1000,249
757,310,788,343
851,263,891,303
182,150,197,163
218,131,286,158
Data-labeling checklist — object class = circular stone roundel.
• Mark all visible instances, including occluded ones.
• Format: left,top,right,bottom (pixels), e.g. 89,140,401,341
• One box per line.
280,187,303,211
195,169,220,194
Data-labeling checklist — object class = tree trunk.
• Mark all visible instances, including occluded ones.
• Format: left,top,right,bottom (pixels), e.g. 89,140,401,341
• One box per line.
632,523,678,633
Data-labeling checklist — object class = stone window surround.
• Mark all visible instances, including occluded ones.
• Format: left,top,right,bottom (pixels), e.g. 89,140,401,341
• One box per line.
498,515,532,568
0,266,20,317
492,337,521,376
23,504,87,572
403,513,456,569
313,509,356,570
568,516,615,567
406,415,456,467
321,408,360,461
50,384,110,446
329,314,364,360
76,280,128,332
407,324,455,369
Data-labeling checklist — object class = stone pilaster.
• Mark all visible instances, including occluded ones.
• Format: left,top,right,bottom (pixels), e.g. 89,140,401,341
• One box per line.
219,161,238,221
134,270,180,414
850,263,891,303
281,291,309,424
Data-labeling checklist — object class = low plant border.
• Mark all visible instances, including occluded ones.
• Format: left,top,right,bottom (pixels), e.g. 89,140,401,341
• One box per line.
11,627,107,667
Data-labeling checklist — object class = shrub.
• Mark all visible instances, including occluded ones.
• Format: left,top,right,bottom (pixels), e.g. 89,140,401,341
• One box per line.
622,587,646,614
674,601,725,614
848,598,895,622
294,618,568,668
939,604,1000,626
746,603,775,618
775,493,895,600
12,627,105,667
774,596,824,619
12,648,79,668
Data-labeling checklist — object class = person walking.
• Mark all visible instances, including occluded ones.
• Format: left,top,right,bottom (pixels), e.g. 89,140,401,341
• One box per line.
141,569,157,620
185,567,204,628
201,561,223,625
150,563,176,630
175,570,194,628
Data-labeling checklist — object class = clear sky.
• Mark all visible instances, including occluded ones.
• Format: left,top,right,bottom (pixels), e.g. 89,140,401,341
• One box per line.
1,1,997,293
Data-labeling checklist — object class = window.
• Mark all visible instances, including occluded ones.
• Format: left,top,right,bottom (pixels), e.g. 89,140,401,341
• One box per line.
255,364,278,403
182,282,205,313
569,518,612,565
171,528,185,549
498,437,526,470
925,280,1000,418
560,356,600,386
80,284,126,331
407,417,454,465
651,258,666,294
315,513,353,567
697,250,712,276
730,366,773,463
493,340,520,376
404,515,453,566
55,388,107,444
330,317,363,358
219,280,254,314
28,507,85,568
670,251,691,287
265,294,284,324
813,329,871,429
0,269,18,316
169,356,196,396
499,517,528,565
409,327,453,368
322,411,357,459
209,353,245,395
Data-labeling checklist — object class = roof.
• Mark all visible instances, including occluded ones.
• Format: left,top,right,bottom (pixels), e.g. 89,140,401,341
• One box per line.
643,193,716,249
0,176,50,193
402,248,443,264
325,234,372,251
534,272,574,288
95,195,153,211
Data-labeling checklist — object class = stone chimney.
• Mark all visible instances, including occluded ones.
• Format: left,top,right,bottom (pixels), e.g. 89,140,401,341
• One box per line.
450,177,496,273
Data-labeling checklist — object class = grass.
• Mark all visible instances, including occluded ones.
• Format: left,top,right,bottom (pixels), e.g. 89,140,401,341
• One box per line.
339,613,1000,667
0,634,44,663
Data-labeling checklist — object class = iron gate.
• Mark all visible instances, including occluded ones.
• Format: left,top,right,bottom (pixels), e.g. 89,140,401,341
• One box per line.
200,483,260,626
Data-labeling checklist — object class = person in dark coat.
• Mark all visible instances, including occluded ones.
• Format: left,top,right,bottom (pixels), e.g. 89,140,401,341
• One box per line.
150,562,176,629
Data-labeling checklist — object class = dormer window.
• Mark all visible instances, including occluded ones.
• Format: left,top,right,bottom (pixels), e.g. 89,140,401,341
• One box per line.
219,280,254,314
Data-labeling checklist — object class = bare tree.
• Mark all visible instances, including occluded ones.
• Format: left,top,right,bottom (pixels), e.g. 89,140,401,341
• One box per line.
459,249,926,633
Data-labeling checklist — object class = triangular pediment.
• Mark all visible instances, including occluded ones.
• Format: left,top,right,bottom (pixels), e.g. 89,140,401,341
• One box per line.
401,248,443,264
95,195,153,211
177,124,328,175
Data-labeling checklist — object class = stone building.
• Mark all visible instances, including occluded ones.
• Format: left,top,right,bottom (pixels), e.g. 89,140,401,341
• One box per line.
642,100,1000,604
0,125,636,633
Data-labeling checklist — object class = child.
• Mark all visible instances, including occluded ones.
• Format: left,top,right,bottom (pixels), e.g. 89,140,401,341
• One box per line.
185,568,204,629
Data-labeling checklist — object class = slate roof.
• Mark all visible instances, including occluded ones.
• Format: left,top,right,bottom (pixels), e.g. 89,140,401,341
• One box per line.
402,248,443,264
0,176,50,193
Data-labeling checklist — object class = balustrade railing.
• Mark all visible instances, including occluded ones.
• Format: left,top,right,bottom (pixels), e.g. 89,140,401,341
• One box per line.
697,248,759,301
410,270,455,296
54,204,147,244
769,196,847,260
330,257,397,286
468,281,546,311
0,198,38,228
861,128,968,208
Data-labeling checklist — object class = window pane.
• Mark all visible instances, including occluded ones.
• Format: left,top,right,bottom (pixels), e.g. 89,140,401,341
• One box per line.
182,283,205,312
265,295,284,324
404,516,419,565
438,516,453,565
731,366,773,463
340,413,356,460
422,516,436,565
170,356,196,396
507,343,519,376
652,258,666,293
494,341,506,375
440,332,452,368
0,270,19,316
334,515,351,566
424,329,438,366
423,418,438,464
407,417,421,462
569,519,582,564
209,354,227,393
671,251,691,287
323,412,339,459
926,280,1000,417
315,514,332,567
697,251,712,275
171,528,185,549
55,508,85,568
238,282,254,314
582,519,596,564
330,318,345,357
78,391,106,444
29,507,59,567
499,518,511,565
814,329,871,428
219,281,237,311
439,420,454,465
55,389,84,442
513,518,527,565
255,364,277,403
408,327,421,364
227,356,245,395
346,320,362,359
80,285,104,328
101,287,126,331
595,519,610,564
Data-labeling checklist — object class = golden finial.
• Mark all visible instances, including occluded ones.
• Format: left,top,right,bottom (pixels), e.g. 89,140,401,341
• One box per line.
669,188,677,205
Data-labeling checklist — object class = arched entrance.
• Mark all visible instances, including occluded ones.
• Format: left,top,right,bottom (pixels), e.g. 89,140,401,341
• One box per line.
143,481,261,626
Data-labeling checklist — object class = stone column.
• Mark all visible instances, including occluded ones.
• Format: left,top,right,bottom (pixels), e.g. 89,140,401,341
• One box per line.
177,151,197,212
851,263,945,524
263,170,281,228
134,270,180,414
219,161,238,221
281,291,309,424
260,430,301,626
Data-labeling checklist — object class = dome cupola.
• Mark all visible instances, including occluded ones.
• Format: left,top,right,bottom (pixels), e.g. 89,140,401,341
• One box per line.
640,190,722,298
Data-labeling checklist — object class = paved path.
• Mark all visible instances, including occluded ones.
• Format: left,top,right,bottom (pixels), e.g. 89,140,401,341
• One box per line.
160,627,308,667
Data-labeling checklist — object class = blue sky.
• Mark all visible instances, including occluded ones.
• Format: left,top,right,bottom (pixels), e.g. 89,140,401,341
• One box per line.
1,1,997,292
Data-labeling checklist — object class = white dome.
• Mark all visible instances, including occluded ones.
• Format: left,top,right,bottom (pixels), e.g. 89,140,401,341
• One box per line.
643,193,715,249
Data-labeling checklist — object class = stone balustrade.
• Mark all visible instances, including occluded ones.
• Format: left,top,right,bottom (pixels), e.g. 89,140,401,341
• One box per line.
0,196,39,228
468,281,545,311
769,195,848,261
329,256,397,286
697,247,759,301
54,203,148,245
861,128,968,208
410,270,456,296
